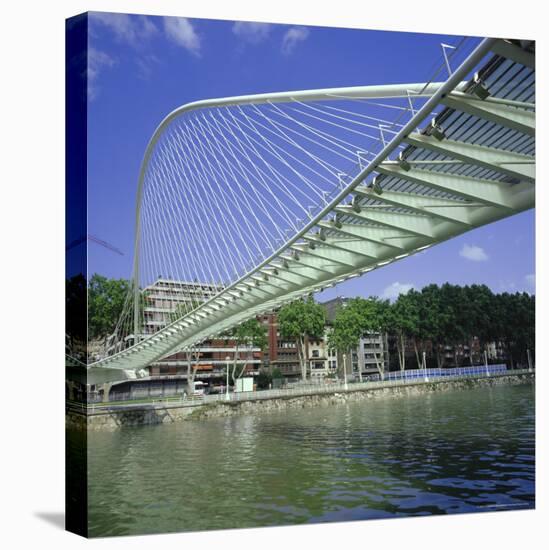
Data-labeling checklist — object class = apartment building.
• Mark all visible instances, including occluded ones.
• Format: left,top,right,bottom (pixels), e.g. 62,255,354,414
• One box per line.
148,339,262,379
142,278,218,336
259,313,302,379
142,279,261,383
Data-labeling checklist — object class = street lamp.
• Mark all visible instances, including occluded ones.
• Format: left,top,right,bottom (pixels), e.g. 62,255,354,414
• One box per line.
225,355,231,401
343,353,348,391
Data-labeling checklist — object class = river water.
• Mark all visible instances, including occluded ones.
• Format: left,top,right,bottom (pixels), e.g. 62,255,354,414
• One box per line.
79,383,535,537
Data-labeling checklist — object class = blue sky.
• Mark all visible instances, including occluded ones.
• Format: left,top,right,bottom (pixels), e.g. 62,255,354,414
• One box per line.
85,12,535,298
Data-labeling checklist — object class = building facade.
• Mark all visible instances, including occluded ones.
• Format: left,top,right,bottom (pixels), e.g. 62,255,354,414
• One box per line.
259,313,302,379
143,279,261,386
142,279,219,336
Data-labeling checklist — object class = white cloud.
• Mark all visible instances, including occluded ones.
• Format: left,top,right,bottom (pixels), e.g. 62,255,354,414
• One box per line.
281,26,310,55
93,13,158,47
525,273,535,293
381,282,414,301
136,54,160,80
459,244,488,262
89,14,160,95
232,21,272,43
88,47,116,101
163,17,201,55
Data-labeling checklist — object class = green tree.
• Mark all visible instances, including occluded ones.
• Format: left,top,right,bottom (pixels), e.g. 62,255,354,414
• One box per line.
271,367,283,380
256,367,283,390
390,290,421,371
438,283,468,366
415,284,448,368
328,297,389,380
492,292,535,368
88,274,131,340
278,297,325,381
183,345,201,396
256,369,272,390
461,284,495,364
328,300,363,381
359,297,391,378
228,318,268,383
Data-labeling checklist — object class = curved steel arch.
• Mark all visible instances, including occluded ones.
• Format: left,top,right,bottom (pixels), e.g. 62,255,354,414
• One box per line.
130,81,455,337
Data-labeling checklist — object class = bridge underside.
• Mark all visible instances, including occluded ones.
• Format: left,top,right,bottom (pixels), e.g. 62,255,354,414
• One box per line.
84,38,535,385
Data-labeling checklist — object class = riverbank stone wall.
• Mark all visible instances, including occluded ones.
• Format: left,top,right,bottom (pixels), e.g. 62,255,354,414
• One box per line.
67,373,534,431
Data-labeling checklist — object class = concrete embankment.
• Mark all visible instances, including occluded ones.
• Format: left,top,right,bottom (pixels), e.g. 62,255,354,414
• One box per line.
66,372,534,431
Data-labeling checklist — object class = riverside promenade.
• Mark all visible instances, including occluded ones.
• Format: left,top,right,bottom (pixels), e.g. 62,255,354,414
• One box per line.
67,367,534,430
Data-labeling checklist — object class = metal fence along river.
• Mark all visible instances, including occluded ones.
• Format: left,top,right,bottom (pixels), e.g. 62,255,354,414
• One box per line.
79,365,529,411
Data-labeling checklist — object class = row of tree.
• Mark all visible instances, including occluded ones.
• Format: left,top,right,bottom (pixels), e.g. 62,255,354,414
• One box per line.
276,284,535,380
385,284,535,371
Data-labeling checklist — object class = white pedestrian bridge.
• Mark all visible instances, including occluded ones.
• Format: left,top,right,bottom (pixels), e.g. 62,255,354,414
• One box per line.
79,37,534,385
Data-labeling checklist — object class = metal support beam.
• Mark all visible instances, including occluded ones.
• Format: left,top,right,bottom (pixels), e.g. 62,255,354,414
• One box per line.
491,40,535,69
282,253,337,276
444,92,535,136
270,261,319,282
353,186,475,225
303,234,380,260
405,133,535,182
376,165,521,209
317,220,413,250
291,243,359,268
336,205,437,238
262,266,315,287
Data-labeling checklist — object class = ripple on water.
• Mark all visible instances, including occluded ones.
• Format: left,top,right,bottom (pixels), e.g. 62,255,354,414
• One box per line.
84,383,535,537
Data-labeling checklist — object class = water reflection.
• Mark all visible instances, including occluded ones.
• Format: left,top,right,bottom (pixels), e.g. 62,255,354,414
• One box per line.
82,384,534,537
